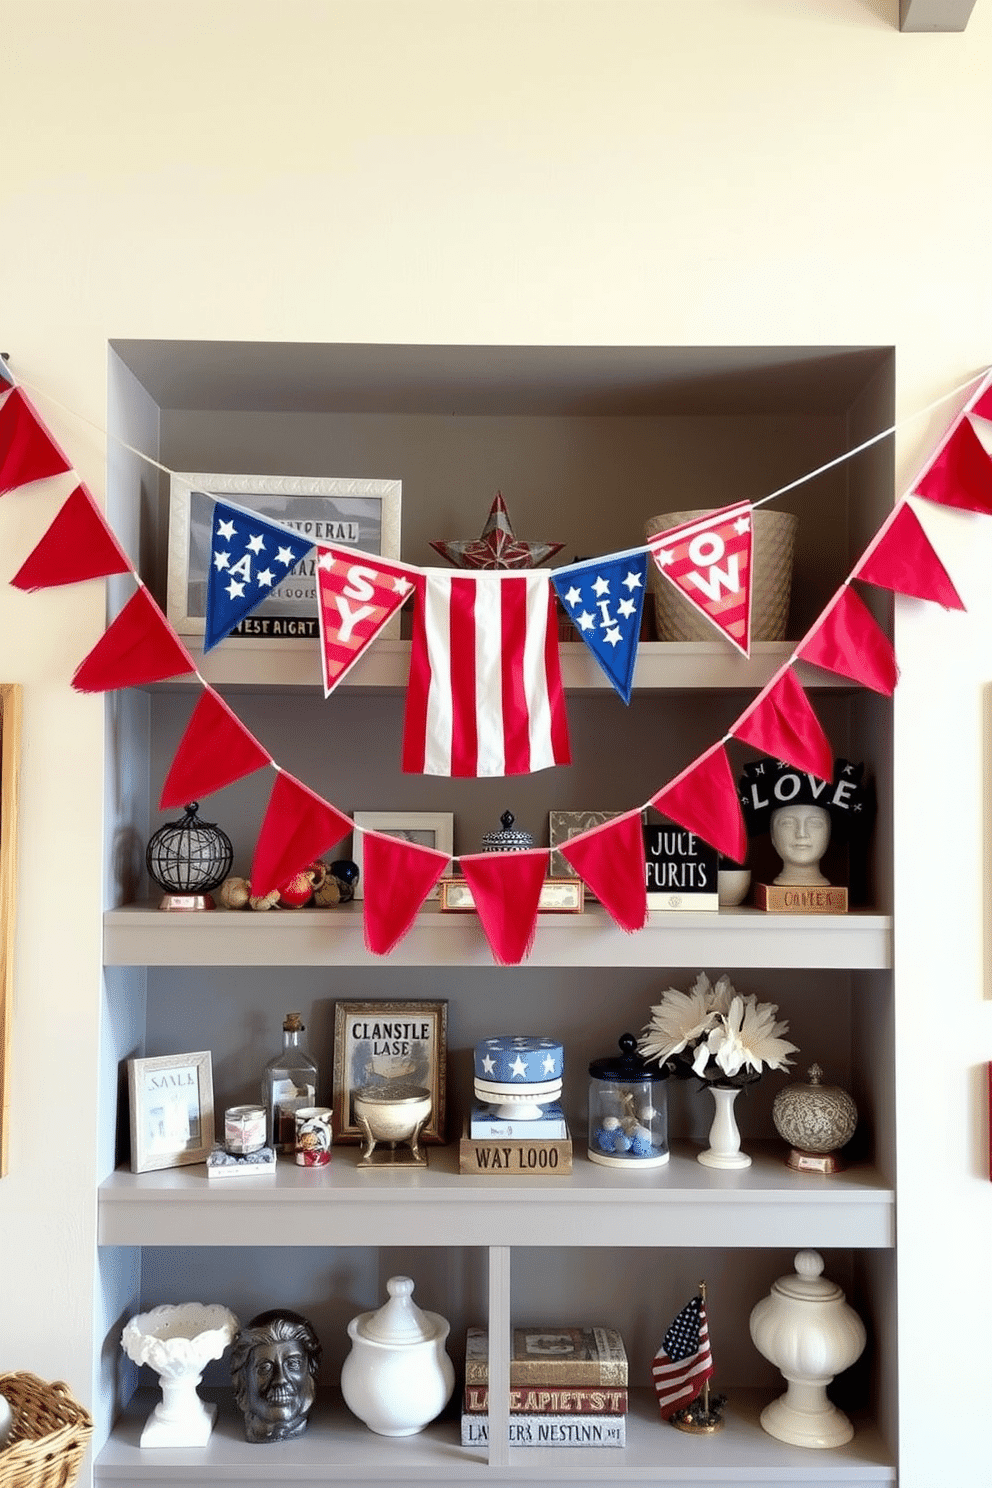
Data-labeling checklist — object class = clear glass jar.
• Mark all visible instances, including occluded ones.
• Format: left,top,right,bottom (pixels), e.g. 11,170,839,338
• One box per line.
262,1012,319,1153
588,1033,669,1168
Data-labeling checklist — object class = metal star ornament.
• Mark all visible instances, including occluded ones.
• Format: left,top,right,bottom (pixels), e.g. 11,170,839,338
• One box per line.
430,491,565,569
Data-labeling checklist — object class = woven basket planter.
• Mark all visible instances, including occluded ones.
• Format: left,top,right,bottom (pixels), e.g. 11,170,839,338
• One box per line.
645,508,798,643
0,1374,93,1488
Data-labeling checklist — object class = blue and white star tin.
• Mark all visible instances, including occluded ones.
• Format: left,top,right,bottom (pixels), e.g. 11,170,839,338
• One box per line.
474,1036,564,1085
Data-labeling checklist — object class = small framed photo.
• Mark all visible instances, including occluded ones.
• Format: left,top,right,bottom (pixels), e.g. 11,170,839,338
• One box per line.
351,811,454,901
127,1051,214,1173
548,810,623,900
333,1000,447,1144
167,472,402,640
439,877,584,913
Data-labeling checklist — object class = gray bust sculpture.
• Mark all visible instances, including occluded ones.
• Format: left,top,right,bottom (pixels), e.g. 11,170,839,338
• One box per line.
230,1309,322,1443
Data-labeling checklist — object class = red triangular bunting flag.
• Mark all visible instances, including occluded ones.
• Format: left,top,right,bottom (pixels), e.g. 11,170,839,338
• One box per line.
11,484,132,590
560,810,648,933
854,502,964,609
250,771,352,897
316,545,416,694
159,689,273,809
363,833,451,956
0,387,73,496
459,849,548,965
71,587,197,692
650,743,747,865
732,667,834,783
914,417,992,516
646,501,754,656
798,586,899,695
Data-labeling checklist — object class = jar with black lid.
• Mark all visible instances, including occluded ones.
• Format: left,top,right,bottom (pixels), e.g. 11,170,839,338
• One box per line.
588,1033,669,1168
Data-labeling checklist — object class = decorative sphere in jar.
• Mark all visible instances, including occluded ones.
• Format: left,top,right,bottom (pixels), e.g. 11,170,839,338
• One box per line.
588,1033,669,1168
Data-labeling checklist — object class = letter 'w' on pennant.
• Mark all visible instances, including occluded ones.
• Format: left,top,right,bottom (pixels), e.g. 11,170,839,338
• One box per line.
316,545,415,695
204,500,316,651
647,501,754,656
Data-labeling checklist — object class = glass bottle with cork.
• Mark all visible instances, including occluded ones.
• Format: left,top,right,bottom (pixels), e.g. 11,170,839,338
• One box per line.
262,1012,319,1153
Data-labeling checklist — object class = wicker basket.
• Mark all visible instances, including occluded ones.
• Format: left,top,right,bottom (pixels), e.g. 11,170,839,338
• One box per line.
0,1374,93,1488
645,507,798,643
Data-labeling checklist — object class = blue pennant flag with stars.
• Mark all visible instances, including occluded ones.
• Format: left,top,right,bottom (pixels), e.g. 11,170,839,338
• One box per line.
204,499,316,651
552,552,648,704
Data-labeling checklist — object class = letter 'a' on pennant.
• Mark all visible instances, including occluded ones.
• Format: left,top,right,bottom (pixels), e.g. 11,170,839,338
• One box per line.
316,544,416,695
250,770,352,898
0,387,73,496
459,849,549,965
551,552,648,704
71,587,197,693
853,500,965,610
363,832,452,956
797,585,899,696
646,501,754,657
650,743,747,866
560,809,648,933
204,500,316,651
11,484,132,590
159,689,273,810
731,667,834,784
914,416,992,516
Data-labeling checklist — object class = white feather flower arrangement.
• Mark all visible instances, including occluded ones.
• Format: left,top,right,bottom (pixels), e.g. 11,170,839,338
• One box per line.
638,972,797,1088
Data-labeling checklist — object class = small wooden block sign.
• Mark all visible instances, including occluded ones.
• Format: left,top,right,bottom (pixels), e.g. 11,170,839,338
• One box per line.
459,1124,573,1176
754,883,848,914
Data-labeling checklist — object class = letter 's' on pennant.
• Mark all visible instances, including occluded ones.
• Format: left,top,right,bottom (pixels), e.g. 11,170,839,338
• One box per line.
731,667,834,784
363,833,452,956
459,849,549,965
853,500,965,609
71,587,197,692
0,387,73,496
646,502,754,656
250,771,352,897
159,689,273,810
12,484,132,590
797,585,899,695
560,810,648,933
650,743,747,866
316,544,415,695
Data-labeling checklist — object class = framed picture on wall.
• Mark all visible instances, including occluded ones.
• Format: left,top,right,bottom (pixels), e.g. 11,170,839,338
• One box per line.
167,472,402,641
332,1000,447,1144
127,1051,214,1173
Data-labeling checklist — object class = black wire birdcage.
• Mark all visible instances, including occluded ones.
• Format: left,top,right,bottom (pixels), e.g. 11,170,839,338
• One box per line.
145,802,234,902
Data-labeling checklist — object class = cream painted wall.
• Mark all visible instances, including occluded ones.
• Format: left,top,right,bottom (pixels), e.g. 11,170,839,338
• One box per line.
2,2,991,1483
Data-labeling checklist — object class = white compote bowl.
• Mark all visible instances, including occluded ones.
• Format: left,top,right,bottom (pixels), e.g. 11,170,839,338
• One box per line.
121,1302,240,1447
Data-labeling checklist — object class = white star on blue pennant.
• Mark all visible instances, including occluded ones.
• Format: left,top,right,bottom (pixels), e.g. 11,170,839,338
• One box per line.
204,499,316,651
552,552,648,703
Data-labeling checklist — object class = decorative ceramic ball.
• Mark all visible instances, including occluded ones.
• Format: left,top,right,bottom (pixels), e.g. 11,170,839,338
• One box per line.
772,1064,857,1168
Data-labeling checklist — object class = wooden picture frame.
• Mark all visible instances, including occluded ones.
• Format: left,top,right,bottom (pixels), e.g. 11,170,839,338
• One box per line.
127,1051,214,1173
333,1000,447,1144
0,684,21,1178
351,811,454,901
167,472,402,640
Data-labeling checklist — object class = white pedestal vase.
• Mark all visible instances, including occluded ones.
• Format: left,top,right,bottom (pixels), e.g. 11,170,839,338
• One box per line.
697,1084,752,1169
121,1302,240,1448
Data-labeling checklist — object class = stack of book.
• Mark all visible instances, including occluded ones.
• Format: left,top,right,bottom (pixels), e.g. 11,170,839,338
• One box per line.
460,1325,628,1447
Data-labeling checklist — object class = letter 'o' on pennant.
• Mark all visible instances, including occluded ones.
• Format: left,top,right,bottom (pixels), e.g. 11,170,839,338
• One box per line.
363,833,452,957
250,771,352,898
159,689,273,810
650,743,747,866
646,501,754,657
914,417,992,516
71,587,197,693
11,484,132,590
459,849,549,965
731,667,834,784
854,501,965,610
561,809,648,933
797,585,899,696
0,387,73,496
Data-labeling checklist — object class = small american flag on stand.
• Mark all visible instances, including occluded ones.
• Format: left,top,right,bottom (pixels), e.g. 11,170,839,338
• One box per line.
652,1293,714,1421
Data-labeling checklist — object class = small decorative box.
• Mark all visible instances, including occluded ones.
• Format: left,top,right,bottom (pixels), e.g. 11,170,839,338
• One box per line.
481,811,534,852
206,1144,277,1178
470,1101,568,1141
474,1036,564,1084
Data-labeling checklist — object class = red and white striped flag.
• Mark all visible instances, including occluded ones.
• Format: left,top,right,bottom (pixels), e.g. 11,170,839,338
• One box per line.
652,1295,714,1420
402,569,570,777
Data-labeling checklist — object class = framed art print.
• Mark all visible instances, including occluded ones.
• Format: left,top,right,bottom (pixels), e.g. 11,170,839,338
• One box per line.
128,1051,214,1173
167,472,402,641
333,1000,447,1143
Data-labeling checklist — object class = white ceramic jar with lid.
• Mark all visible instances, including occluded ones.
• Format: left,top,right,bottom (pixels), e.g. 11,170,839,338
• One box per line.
340,1276,454,1436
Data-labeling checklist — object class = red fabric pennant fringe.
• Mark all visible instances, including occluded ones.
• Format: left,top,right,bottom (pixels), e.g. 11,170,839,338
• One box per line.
459,849,548,965
854,501,965,609
731,668,834,783
560,810,648,933
71,587,197,692
159,689,273,810
11,484,132,590
650,743,747,865
250,771,352,897
797,585,899,696
0,387,73,496
363,833,452,956
914,417,992,516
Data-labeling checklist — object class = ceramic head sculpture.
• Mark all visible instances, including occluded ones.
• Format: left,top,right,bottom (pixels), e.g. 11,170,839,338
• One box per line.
230,1308,322,1443
738,757,870,888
